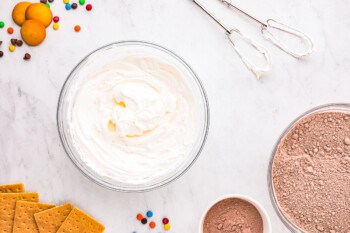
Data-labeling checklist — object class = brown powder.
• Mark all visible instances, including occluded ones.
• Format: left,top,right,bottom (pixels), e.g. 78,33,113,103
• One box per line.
202,198,263,233
272,111,350,232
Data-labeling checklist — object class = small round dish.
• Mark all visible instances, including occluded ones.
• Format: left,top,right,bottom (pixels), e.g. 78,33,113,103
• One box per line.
199,194,272,233
57,41,209,192
268,103,350,232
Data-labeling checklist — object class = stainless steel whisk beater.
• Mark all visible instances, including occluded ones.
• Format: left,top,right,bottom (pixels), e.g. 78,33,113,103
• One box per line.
219,0,314,59
193,0,272,79
192,0,314,78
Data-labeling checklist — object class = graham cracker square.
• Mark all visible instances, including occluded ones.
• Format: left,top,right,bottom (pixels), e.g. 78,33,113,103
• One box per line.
0,183,25,193
0,193,39,233
34,203,73,233
12,201,55,233
57,207,105,233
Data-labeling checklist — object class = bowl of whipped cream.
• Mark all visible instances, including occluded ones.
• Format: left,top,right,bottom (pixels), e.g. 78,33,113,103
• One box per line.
57,41,209,192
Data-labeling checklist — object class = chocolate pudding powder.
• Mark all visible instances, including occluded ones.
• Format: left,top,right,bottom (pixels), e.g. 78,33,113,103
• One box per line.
272,111,350,232
203,198,263,233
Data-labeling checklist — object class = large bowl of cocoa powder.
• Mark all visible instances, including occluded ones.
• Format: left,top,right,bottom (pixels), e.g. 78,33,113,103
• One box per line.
269,104,350,233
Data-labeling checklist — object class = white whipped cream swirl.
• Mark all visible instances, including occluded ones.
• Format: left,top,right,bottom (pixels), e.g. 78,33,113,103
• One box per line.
70,55,200,184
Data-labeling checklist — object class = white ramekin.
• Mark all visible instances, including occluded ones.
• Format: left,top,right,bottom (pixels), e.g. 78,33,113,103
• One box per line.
199,194,272,233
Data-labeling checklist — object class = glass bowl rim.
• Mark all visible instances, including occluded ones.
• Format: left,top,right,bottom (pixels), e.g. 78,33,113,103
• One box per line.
267,103,350,232
57,40,210,192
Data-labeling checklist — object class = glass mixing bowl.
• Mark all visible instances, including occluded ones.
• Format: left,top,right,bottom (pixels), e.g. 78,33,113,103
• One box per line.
57,41,210,192
268,103,350,232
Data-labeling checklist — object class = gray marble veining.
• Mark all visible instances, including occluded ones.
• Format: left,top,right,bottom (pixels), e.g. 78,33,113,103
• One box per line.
1,0,350,232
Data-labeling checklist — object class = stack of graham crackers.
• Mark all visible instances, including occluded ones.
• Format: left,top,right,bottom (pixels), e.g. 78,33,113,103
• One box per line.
0,183,105,233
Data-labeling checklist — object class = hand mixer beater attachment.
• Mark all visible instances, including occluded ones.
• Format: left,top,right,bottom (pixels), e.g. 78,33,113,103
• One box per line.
193,0,271,79
193,0,314,78
219,0,314,59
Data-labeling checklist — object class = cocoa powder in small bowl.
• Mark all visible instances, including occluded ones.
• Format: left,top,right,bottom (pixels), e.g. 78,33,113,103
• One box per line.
200,195,271,233
271,105,350,232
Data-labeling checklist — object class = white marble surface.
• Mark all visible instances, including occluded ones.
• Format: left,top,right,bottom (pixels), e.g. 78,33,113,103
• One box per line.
1,0,350,232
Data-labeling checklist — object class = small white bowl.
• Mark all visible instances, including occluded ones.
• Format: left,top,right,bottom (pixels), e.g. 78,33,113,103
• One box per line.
199,194,272,233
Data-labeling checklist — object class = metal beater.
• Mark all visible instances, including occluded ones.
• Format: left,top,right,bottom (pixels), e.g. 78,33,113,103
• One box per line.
193,0,272,79
192,0,314,78
219,0,314,58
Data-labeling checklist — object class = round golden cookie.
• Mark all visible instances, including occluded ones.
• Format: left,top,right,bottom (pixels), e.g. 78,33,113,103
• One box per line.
25,3,52,28
21,20,46,46
12,2,31,26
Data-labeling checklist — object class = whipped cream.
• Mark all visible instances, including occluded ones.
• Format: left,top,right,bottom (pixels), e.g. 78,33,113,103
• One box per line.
70,55,200,185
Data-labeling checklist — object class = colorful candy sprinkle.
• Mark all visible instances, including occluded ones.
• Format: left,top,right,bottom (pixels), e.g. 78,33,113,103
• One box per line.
0,51,4,57
53,16,59,22
71,3,78,9
86,4,92,11
63,0,69,3
164,223,171,231
65,3,71,10
7,27,14,34
10,39,17,46
23,53,31,60
74,25,81,32
53,22,59,30
146,211,153,218
136,214,143,221
16,40,23,47
162,218,169,224
45,3,50,8
149,221,156,229
0,21,4,28
141,218,147,225
9,44,16,52
79,0,85,5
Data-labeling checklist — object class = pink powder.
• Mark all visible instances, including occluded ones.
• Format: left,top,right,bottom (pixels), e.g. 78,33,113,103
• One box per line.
202,198,263,233
272,111,350,232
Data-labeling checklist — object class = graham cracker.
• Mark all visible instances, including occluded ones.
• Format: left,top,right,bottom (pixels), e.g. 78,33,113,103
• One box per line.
57,207,105,233
12,201,55,233
0,183,25,193
0,193,39,233
34,203,73,233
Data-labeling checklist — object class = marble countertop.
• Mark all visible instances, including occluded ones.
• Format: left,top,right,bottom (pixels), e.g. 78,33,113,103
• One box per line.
1,0,350,232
